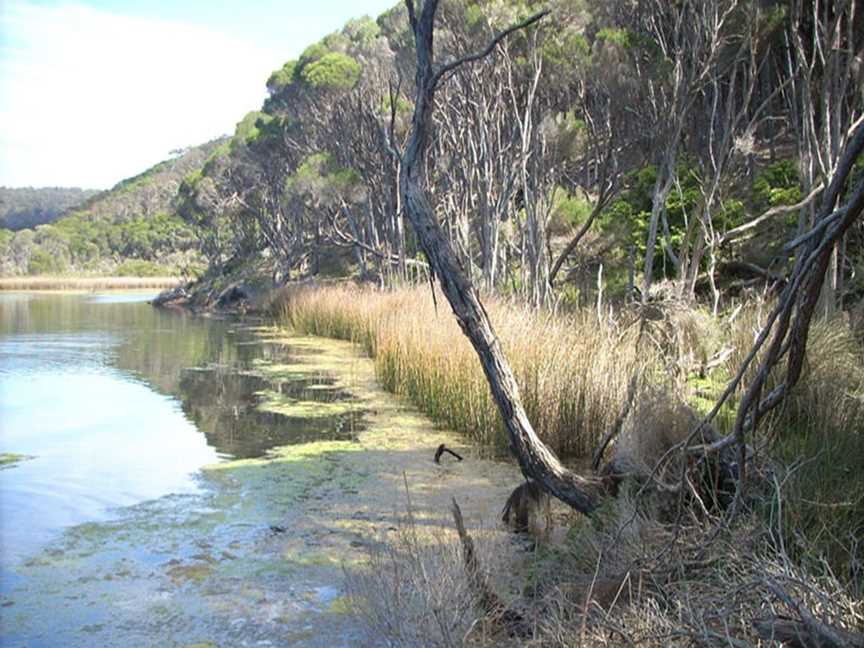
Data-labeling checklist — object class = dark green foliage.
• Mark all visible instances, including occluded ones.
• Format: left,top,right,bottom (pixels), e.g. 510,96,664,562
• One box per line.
0,141,221,275
752,159,802,212
266,60,298,94
27,248,66,274
233,111,274,149
0,229,13,253
343,16,380,47
551,192,592,231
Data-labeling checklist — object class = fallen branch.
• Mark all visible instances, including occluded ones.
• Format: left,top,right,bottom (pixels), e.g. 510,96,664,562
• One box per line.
433,444,464,463
721,183,823,244
450,498,531,638
752,579,864,648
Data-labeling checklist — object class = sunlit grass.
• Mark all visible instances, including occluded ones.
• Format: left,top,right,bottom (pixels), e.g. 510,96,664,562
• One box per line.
274,284,656,457
274,283,864,588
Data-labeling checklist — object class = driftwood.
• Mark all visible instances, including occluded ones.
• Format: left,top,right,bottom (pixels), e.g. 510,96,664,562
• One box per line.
151,284,190,307
450,498,531,638
433,444,463,463
400,0,603,516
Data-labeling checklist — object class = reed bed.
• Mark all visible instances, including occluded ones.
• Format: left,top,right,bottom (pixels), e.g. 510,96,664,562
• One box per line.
276,284,657,457
0,276,180,291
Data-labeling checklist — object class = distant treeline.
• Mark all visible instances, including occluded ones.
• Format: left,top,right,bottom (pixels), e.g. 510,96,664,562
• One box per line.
0,142,225,276
0,187,99,230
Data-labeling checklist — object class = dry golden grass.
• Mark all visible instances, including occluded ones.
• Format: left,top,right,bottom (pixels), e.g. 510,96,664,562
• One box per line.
0,276,180,291
345,489,864,647
275,284,657,457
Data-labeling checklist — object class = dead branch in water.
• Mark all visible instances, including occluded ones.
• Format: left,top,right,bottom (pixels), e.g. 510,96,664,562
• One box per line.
434,444,464,463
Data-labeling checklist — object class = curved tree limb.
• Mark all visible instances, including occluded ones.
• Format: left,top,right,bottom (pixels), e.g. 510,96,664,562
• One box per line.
721,183,824,244
431,10,550,88
684,122,864,463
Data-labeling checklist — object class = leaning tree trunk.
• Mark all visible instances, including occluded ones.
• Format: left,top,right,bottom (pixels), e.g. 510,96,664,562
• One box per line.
399,0,603,514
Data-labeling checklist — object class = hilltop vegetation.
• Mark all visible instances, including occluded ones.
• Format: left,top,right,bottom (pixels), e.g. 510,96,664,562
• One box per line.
7,0,861,307
0,141,225,276
174,0,863,317
0,187,99,230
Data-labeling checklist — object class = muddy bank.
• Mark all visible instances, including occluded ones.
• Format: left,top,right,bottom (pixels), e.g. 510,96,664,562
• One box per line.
1,328,522,647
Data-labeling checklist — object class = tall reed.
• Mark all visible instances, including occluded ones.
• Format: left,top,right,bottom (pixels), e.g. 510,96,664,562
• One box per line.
276,284,654,457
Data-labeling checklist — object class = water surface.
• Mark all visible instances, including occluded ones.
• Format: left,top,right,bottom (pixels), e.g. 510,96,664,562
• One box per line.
0,292,356,563
0,292,519,647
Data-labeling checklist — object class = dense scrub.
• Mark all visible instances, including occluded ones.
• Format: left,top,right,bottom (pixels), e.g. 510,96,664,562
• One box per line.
168,0,863,319
275,283,864,644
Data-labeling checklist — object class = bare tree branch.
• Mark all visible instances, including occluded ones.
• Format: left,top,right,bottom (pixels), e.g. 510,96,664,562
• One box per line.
430,10,550,89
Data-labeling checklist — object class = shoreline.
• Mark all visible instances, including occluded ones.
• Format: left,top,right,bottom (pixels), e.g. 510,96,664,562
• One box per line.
2,322,520,646
0,276,181,291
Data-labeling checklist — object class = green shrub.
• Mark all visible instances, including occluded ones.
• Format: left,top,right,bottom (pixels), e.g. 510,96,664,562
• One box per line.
115,259,173,277
752,159,801,212
27,248,66,274
301,52,361,89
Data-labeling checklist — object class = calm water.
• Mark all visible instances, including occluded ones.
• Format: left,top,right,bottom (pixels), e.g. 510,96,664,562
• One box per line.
0,292,353,565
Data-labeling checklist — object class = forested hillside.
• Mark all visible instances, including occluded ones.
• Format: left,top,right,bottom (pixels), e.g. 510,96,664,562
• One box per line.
175,0,863,316
0,140,224,276
0,187,99,230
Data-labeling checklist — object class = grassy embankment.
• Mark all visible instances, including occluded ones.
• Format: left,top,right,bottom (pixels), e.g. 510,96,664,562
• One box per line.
272,284,863,644
0,276,180,291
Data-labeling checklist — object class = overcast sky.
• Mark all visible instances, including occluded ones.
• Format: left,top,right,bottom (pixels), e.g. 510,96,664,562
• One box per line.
0,0,396,189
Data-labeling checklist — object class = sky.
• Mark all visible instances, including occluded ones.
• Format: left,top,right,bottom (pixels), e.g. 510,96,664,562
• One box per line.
0,0,397,189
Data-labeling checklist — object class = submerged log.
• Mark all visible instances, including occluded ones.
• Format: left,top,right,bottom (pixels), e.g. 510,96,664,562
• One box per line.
151,284,190,307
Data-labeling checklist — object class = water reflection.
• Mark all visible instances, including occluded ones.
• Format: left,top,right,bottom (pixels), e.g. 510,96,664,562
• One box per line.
0,292,360,563
178,363,360,459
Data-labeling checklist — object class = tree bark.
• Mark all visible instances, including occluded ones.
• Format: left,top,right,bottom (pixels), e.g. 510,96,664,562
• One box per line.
399,0,603,514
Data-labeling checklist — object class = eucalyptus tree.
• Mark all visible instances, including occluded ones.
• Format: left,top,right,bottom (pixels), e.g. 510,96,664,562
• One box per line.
397,0,604,513
782,0,863,313
674,2,784,312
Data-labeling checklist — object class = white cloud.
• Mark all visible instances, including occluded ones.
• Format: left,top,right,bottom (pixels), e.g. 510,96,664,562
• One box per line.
0,2,285,188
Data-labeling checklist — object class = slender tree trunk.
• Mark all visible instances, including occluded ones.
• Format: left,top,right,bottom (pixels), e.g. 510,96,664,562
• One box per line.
399,0,603,514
